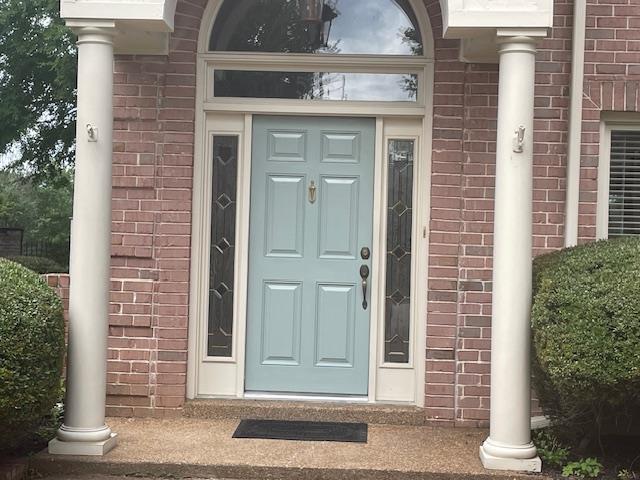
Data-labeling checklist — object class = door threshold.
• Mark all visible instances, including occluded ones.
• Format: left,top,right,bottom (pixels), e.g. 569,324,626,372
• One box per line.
244,391,369,403
184,398,427,425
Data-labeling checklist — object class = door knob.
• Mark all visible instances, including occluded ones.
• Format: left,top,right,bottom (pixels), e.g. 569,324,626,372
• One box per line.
359,265,370,310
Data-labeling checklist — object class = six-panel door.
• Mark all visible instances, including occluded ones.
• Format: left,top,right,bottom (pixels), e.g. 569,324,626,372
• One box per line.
245,115,375,395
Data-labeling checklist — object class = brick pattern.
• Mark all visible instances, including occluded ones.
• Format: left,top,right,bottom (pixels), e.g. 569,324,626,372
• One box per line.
424,0,639,427
68,0,640,423
578,0,640,242
106,0,206,417
45,273,70,311
44,274,70,374
423,1,571,426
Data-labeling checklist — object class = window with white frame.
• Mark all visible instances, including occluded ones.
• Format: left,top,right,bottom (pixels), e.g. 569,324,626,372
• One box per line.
598,122,640,239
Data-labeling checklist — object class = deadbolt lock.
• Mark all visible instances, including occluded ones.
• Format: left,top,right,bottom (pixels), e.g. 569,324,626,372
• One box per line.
360,247,371,260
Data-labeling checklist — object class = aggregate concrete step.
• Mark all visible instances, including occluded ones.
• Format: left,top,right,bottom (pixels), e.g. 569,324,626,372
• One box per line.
31,417,550,480
183,398,427,426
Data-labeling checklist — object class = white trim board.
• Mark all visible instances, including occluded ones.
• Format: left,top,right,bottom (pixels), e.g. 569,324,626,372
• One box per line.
186,0,435,406
190,114,430,405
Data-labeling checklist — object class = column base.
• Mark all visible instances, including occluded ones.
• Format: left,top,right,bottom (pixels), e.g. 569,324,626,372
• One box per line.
479,445,541,472
48,433,118,456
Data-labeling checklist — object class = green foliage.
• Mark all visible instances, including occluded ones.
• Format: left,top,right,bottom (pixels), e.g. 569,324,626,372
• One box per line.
618,469,638,480
532,428,570,468
6,255,65,274
33,401,64,447
0,170,72,266
0,0,77,182
531,238,640,443
0,259,65,452
562,458,603,478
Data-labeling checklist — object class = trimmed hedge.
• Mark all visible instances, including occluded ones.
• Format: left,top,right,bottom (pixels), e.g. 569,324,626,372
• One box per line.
5,255,66,274
0,259,65,452
532,237,640,442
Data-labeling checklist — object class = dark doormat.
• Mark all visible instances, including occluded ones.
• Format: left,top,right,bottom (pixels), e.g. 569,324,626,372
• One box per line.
232,419,368,443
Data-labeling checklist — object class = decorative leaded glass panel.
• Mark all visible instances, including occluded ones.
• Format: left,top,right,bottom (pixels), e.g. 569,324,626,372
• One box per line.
384,139,414,363
208,136,238,357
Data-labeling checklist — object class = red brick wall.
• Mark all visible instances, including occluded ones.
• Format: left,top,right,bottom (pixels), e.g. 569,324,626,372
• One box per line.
97,0,640,423
578,1,640,242
45,273,70,333
107,0,203,416
423,2,571,426
422,0,640,427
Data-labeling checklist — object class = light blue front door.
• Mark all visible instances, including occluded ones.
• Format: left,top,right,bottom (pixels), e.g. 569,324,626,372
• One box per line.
246,116,375,395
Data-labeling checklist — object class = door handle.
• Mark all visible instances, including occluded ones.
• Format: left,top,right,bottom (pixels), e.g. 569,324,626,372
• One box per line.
359,265,369,310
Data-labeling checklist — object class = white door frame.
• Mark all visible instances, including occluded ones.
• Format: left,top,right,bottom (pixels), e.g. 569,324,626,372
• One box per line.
186,0,435,406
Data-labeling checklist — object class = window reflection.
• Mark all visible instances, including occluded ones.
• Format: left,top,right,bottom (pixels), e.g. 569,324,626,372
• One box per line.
210,0,423,56
214,70,418,102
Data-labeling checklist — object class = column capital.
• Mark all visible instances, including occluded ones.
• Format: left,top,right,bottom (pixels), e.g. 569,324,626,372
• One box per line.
65,19,117,43
495,30,544,55
496,27,549,39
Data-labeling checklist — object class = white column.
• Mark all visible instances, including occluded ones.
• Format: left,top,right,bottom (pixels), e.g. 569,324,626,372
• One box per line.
49,21,118,456
479,32,543,473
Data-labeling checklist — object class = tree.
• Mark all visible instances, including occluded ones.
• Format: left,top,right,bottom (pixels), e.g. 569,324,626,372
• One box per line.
0,170,73,263
0,0,77,184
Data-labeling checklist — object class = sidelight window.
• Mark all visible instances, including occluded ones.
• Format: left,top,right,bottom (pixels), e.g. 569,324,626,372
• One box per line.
208,135,239,357
384,139,415,364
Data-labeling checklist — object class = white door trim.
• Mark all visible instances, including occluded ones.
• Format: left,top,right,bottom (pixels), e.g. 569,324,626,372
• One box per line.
189,113,430,404
186,0,435,406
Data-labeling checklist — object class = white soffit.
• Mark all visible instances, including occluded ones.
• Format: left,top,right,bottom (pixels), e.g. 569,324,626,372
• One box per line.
61,0,177,54
61,0,177,30
441,0,554,38
61,0,554,56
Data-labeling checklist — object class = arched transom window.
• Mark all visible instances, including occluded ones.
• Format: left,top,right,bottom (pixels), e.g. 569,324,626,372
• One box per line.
205,0,428,103
210,0,423,56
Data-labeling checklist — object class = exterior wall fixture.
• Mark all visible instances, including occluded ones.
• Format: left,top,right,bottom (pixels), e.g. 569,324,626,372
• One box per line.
299,0,323,23
87,124,99,142
513,125,525,153
298,0,338,48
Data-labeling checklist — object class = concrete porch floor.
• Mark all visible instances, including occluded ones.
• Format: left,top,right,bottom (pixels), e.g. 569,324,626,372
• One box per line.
33,417,549,480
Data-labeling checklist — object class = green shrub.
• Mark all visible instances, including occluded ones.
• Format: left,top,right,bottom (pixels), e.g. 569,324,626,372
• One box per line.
532,237,640,444
0,259,65,452
562,458,603,478
617,469,638,480
5,255,65,274
532,428,570,468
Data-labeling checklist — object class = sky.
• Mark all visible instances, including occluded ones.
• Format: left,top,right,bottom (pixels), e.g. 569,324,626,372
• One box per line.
326,0,419,55
0,145,19,168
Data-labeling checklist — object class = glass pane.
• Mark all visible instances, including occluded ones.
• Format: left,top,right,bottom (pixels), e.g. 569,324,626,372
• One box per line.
210,0,423,56
385,139,414,363
208,136,238,357
214,70,418,102
609,130,640,237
